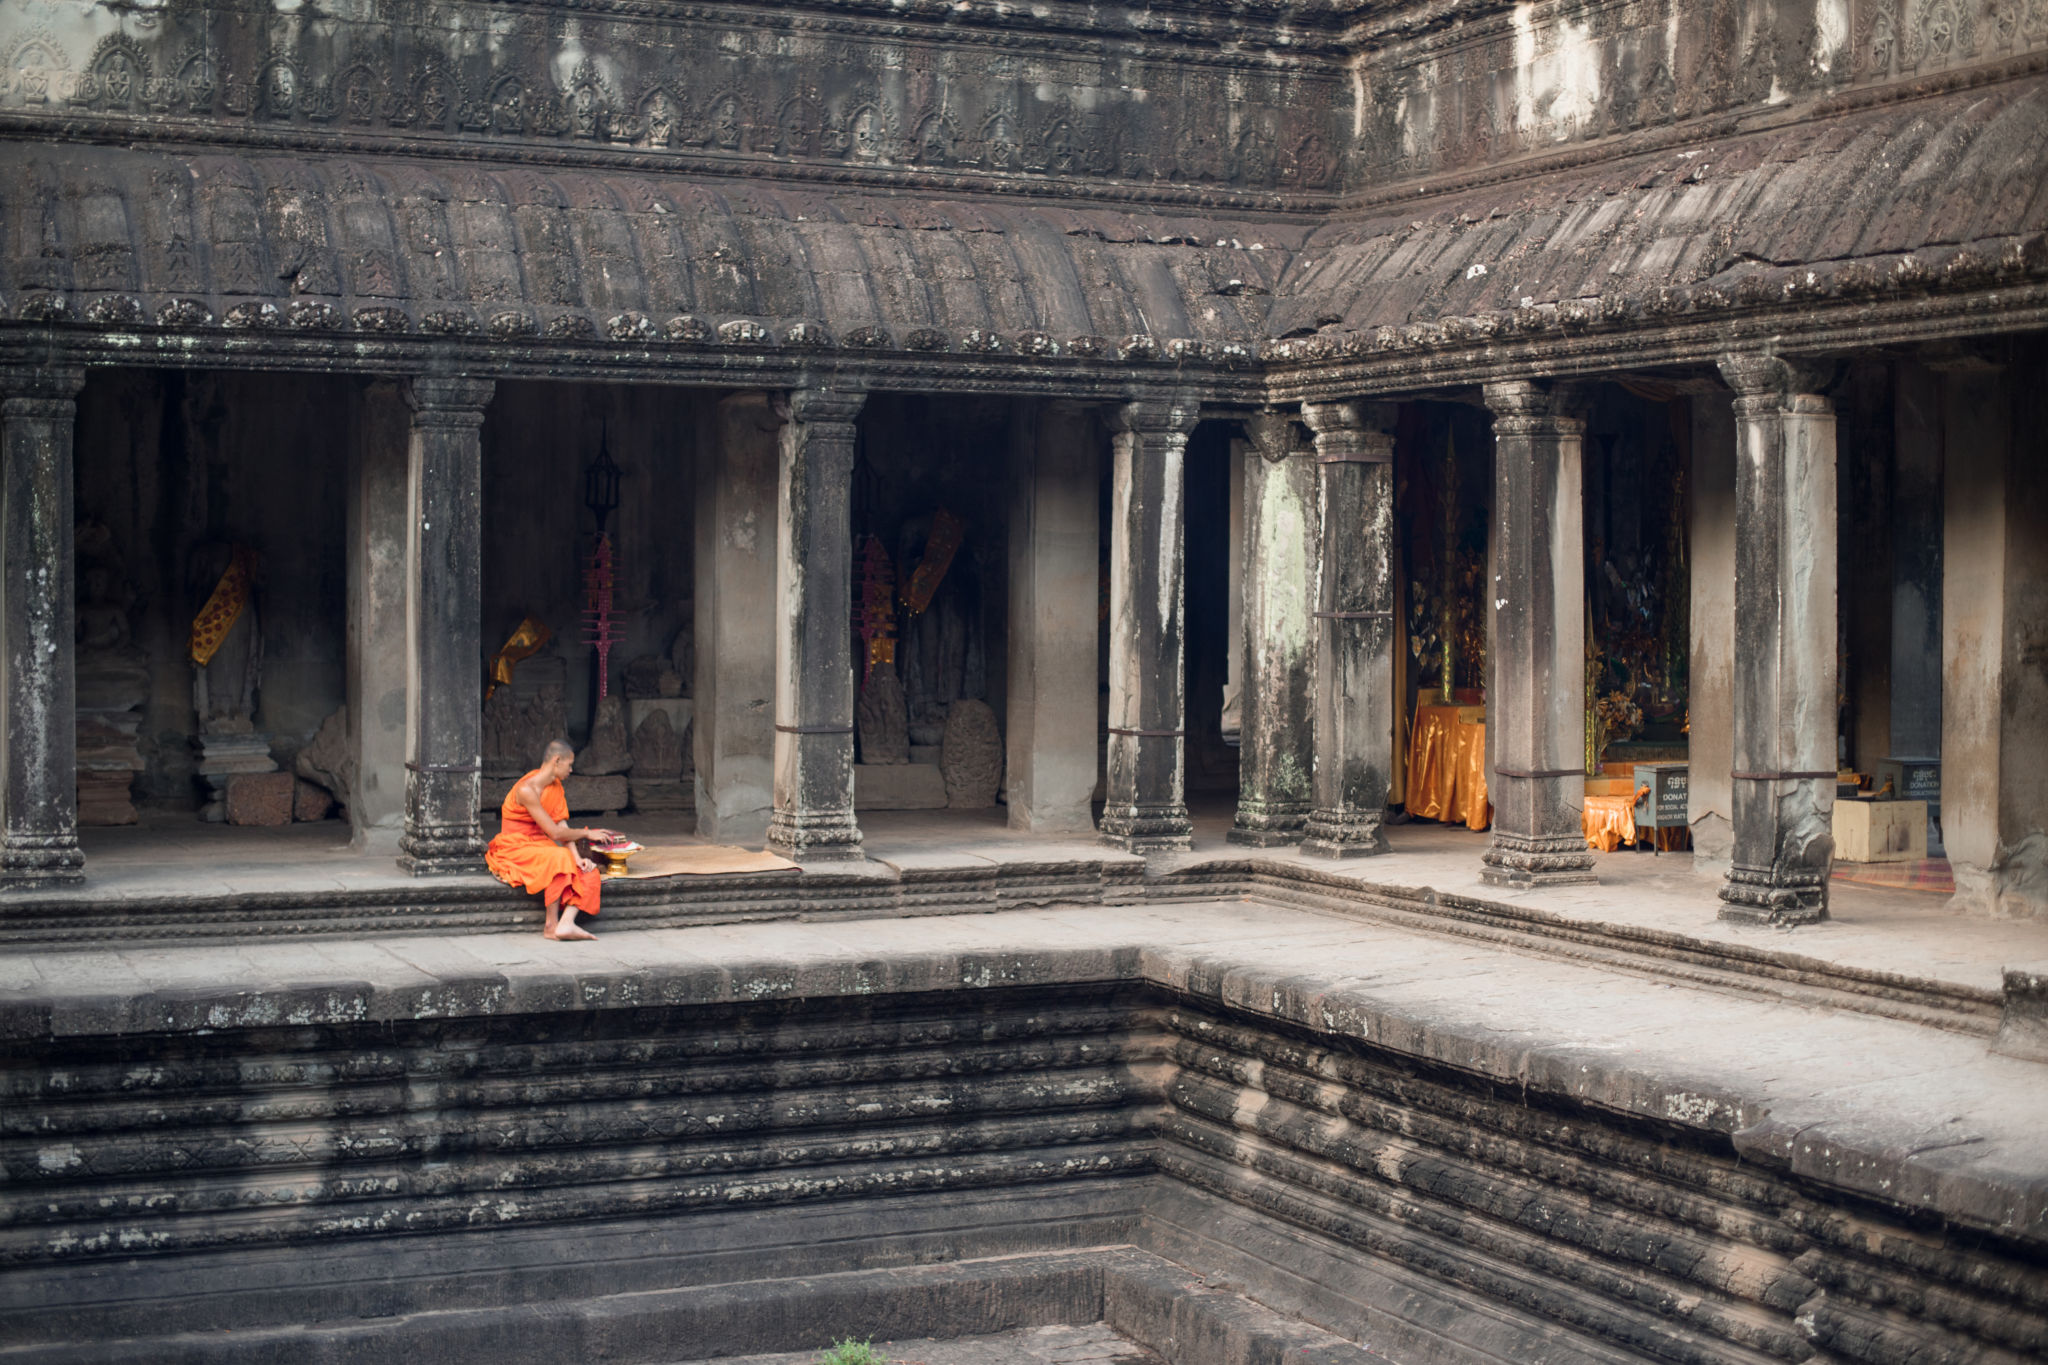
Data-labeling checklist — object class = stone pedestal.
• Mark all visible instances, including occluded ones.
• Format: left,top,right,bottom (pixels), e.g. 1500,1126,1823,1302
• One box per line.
1481,381,1596,888
195,732,278,823
1230,413,1316,847
1,365,85,885
695,394,780,844
398,376,493,876
1005,401,1101,835
766,387,865,863
1100,397,1200,854
1299,403,1396,858
1717,356,1838,924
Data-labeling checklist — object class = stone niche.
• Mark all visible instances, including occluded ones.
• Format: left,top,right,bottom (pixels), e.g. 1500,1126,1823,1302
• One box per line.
848,395,1012,812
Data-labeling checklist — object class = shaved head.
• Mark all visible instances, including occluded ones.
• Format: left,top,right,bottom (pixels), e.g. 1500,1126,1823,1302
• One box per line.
544,739,575,761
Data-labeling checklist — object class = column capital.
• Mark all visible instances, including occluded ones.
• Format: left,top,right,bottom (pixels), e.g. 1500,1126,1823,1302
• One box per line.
1109,395,1201,437
783,386,865,428
1481,379,1586,432
1240,411,1306,463
1302,401,1396,462
403,375,495,421
0,362,86,413
1715,354,1836,414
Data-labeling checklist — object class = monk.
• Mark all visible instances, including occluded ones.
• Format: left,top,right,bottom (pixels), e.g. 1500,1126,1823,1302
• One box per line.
485,740,615,941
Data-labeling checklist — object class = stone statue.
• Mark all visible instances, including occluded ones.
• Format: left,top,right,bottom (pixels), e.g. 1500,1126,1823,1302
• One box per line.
856,665,909,765
580,694,634,775
188,541,261,737
484,682,567,778
187,541,275,819
940,698,1002,809
630,708,684,778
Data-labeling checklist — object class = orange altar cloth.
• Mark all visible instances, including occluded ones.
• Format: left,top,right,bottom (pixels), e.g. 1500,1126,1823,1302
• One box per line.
1404,702,1490,831
1582,787,1649,852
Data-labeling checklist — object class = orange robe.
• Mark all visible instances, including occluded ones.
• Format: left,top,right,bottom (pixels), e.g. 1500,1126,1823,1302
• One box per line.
485,771,600,915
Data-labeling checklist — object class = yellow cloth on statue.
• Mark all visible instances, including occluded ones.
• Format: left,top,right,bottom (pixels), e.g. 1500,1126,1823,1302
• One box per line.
489,616,553,691
1404,702,1490,831
1582,789,1646,852
188,547,255,666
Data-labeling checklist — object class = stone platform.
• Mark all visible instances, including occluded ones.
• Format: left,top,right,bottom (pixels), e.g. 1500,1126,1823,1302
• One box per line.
2,899,2046,1362
4,805,2039,1044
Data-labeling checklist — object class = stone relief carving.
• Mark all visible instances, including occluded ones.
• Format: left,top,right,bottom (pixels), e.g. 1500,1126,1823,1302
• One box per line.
0,7,1343,198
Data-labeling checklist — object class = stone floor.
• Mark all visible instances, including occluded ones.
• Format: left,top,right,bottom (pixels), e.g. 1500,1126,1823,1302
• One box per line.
679,1323,1163,1365
25,799,2041,998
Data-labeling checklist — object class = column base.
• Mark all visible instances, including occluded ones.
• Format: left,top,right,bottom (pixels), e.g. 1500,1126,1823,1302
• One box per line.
398,823,485,877
1300,810,1388,859
1228,801,1308,847
1481,832,1596,888
1718,864,1829,925
766,809,865,864
1,835,85,886
1100,802,1193,854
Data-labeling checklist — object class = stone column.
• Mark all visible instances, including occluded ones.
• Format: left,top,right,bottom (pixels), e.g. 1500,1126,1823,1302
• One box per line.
1481,381,1596,888
1101,396,1200,853
1717,355,1838,924
1300,401,1396,857
1688,391,1737,874
398,376,493,876
693,393,780,844
1,363,86,885
1006,401,1101,835
766,387,865,862
346,381,410,850
1941,362,2047,918
1229,413,1317,846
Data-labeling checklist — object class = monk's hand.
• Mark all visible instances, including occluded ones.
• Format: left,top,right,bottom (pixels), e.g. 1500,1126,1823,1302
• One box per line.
575,854,597,873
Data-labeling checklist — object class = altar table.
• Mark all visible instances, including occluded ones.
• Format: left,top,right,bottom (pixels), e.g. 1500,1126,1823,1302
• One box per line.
1404,702,1490,831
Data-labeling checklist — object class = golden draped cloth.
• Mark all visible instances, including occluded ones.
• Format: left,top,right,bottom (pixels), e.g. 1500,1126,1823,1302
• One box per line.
1404,702,1490,831
487,616,553,696
901,509,966,615
1582,789,1647,852
188,546,256,666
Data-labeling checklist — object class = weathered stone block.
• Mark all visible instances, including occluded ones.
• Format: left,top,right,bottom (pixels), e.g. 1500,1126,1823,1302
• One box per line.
564,775,629,814
855,763,948,810
1833,799,1926,863
226,772,296,826
294,779,337,822
941,699,1003,809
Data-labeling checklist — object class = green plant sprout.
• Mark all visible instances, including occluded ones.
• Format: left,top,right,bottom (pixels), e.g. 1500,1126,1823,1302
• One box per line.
816,1337,888,1365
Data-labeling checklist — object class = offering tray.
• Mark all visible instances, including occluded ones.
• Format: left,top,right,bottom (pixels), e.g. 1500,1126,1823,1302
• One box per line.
587,835,644,877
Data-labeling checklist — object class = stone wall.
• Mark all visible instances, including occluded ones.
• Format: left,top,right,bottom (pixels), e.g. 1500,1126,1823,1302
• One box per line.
3,963,2040,1362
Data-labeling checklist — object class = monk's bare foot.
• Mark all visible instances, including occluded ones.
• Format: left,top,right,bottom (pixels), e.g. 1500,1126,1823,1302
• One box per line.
543,903,560,937
546,924,596,942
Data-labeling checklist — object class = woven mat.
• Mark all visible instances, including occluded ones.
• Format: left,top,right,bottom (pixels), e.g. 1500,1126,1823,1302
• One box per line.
1831,858,1954,894
606,842,798,879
